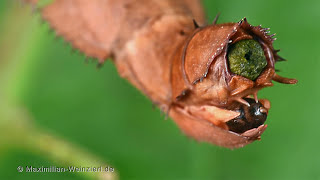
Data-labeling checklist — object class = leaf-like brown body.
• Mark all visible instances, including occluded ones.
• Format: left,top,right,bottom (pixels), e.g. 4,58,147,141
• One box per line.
26,0,297,148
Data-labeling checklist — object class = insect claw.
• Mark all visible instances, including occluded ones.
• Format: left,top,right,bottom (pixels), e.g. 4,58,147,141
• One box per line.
253,91,258,103
270,33,276,37
154,103,170,119
256,136,261,140
176,89,190,100
274,49,280,53
259,99,271,110
259,107,268,113
238,19,243,25
273,73,298,84
212,12,220,25
277,55,286,61
235,98,250,107
193,19,200,28
164,108,170,120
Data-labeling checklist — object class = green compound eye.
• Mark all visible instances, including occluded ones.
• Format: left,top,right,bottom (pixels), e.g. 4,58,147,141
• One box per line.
227,39,267,80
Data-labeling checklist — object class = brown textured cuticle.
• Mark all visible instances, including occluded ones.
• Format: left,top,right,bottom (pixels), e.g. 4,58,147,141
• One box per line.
25,1,297,148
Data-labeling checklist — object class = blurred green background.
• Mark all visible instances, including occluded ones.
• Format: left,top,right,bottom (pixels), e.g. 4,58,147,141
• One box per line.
0,0,319,179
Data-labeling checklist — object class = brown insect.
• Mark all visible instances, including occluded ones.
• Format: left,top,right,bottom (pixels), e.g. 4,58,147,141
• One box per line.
25,0,297,148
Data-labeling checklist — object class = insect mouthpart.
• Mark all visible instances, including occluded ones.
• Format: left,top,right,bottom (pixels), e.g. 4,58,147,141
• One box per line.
226,98,268,133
